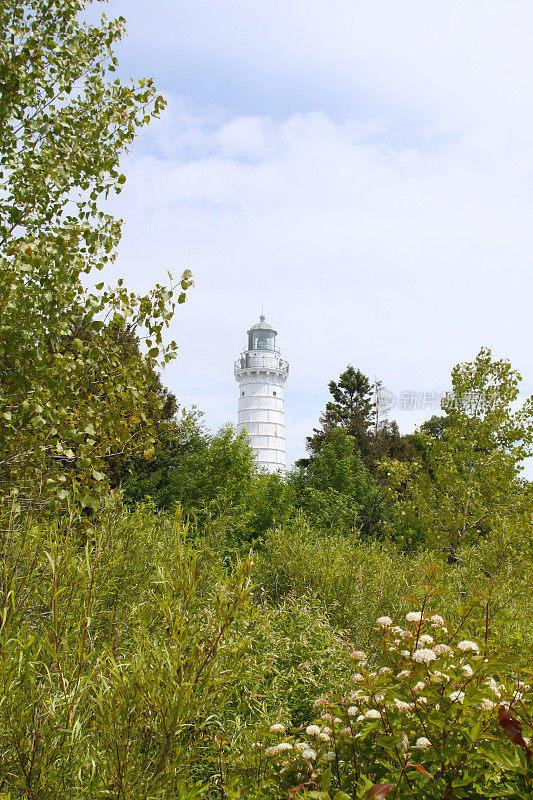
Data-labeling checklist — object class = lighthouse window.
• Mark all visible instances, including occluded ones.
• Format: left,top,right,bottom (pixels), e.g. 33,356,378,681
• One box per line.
272,391,277,396
241,391,245,396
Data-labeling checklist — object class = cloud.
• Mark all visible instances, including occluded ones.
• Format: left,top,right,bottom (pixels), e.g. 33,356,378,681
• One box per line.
103,0,533,132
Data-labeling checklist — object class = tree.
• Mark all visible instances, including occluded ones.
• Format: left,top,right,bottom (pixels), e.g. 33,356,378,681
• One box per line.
305,366,415,474
0,0,193,514
383,348,533,551
291,427,382,535
305,366,375,464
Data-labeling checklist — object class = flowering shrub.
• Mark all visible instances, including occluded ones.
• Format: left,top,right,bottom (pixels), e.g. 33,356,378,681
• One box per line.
255,612,532,798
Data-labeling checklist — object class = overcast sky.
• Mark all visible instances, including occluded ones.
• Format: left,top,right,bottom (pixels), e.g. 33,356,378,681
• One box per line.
92,0,533,471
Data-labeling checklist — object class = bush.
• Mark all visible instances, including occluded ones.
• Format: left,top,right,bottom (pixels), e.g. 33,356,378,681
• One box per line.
249,611,533,798
256,518,533,657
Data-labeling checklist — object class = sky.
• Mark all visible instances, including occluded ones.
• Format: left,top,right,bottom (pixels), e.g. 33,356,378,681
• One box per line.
90,0,533,470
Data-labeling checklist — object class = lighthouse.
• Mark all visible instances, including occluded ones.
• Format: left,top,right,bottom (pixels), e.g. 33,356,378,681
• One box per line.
234,315,289,473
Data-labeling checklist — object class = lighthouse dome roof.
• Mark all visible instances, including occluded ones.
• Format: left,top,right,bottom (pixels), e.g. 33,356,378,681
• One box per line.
247,315,277,335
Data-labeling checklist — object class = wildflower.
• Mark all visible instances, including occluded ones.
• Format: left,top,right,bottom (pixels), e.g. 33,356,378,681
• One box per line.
462,664,473,677
320,713,334,722
269,723,286,734
412,648,436,664
379,667,392,674
401,650,410,658
357,714,365,722
485,677,501,697
481,698,496,711
433,643,452,656
347,706,358,717
350,693,370,703
317,732,331,742
406,611,424,623
450,690,465,703
414,736,431,749
417,696,428,704
394,699,411,712
322,726,332,735
377,616,393,627
431,671,450,682
265,742,292,757
301,747,317,761
431,614,445,626
295,742,308,753
413,681,425,692
419,634,434,645
323,751,336,762
364,709,381,719
397,670,410,679
338,727,351,737
352,673,364,682
313,697,328,708
457,640,479,653
305,725,321,736
351,650,367,661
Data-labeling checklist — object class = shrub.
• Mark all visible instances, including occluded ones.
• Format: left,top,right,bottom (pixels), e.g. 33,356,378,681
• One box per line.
250,611,533,798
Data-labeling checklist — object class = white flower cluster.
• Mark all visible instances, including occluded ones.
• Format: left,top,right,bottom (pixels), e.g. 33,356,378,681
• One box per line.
457,640,479,653
265,742,292,757
305,724,321,736
351,650,367,661
394,698,412,712
377,616,393,627
414,736,431,749
269,723,286,734
412,648,437,664
406,611,424,623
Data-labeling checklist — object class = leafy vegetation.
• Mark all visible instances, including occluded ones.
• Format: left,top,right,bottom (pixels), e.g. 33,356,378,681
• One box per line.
0,0,193,516
1,1,532,797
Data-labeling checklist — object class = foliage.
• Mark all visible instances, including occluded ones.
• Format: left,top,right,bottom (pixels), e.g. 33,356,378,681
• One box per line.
382,348,533,551
252,612,533,799
255,516,533,654
0,501,257,797
306,366,375,466
304,367,417,476
290,428,383,536
0,0,193,514
123,422,294,550
0,499,531,796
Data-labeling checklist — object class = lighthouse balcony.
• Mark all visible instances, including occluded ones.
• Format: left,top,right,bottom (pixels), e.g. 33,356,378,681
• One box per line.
234,354,289,377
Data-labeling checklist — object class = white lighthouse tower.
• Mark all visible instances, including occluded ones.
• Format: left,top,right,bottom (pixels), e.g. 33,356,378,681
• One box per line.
234,315,289,473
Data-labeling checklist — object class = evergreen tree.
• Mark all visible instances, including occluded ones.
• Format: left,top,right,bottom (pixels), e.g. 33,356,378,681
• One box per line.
306,366,375,465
